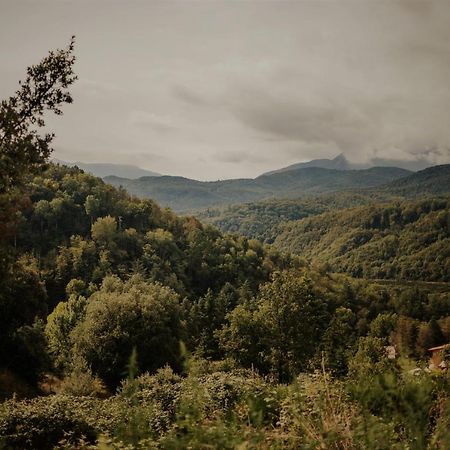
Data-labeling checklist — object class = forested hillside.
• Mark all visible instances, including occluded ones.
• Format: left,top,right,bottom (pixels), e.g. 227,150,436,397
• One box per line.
197,192,397,242
105,166,410,212
1,163,301,385
1,41,450,450
197,165,450,243
4,164,446,377
274,197,450,281
13,164,290,300
2,162,449,447
197,167,450,283
382,164,450,197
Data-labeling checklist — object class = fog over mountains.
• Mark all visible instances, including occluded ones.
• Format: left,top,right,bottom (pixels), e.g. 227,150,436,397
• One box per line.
51,154,449,213
56,153,434,180
264,153,434,175
104,166,412,212
53,159,161,179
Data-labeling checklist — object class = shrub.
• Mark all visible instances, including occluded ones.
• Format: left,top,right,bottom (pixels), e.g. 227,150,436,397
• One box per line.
279,371,399,450
0,396,98,449
348,336,396,379
58,356,106,397
350,371,445,450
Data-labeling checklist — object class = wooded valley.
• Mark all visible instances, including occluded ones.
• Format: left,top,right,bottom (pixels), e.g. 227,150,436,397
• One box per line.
1,36,449,450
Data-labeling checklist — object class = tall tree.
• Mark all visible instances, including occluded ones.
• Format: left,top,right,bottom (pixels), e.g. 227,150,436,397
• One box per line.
0,37,77,193
0,39,77,383
220,271,329,382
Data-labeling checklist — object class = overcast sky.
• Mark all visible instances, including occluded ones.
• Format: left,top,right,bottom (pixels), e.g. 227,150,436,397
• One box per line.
1,0,450,180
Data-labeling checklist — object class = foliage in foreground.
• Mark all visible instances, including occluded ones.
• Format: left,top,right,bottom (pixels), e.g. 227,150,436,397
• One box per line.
1,361,449,449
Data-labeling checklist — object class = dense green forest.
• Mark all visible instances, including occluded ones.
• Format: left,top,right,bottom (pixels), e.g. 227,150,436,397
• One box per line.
1,42,450,449
198,185,450,283
197,192,398,243
273,197,450,281
381,165,450,197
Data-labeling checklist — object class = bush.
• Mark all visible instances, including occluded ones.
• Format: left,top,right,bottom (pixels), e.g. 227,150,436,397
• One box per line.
1,367,448,449
191,369,283,425
348,336,396,380
350,371,446,450
58,357,106,397
118,366,183,436
0,396,98,449
279,372,399,449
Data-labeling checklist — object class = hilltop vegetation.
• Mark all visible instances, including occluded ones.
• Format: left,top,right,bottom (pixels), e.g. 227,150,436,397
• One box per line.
105,166,410,213
11,164,287,302
381,164,450,197
274,197,450,282
197,192,397,243
197,167,450,283
202,194,450,283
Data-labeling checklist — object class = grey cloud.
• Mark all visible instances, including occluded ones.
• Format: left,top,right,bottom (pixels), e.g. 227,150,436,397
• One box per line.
214,150,270,164
128,111,176,133
172,85,209,107
133,151,170,162
2,0,450,180
223,74,450,165
225,87,375,153
75,79,124,95
395,0,433,15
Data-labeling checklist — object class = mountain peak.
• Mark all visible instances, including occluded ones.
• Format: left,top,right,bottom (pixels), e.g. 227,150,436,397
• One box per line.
262,153,350,176
262,152,436,176
332,153,349,168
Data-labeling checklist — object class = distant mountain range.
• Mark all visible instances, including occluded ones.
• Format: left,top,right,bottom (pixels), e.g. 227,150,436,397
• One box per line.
53,159,161,179
54,156,449,213
197,164,450,242
55,153,435,181
263,153,434,175
104,166,411,212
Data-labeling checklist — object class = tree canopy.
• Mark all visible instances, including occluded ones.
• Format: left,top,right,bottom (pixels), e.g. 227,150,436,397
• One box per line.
0,37,76,193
